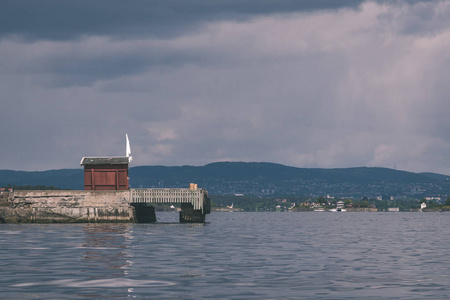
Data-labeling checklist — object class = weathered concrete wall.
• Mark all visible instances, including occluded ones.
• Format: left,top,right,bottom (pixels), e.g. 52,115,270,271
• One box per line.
131,203,157,223
179,203,206,223
0,190,135,223
0,191,13,205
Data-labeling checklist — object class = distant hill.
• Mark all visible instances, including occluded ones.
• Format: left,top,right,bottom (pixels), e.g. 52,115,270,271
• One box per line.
129,162,449,197
1,162,449,198
419,172,450,181
130,162,438,185
0,169,84,190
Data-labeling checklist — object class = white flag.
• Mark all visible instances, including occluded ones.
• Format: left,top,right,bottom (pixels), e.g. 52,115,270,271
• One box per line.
126,134,132,161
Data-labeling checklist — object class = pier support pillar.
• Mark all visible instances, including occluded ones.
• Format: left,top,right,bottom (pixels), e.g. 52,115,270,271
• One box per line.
179,203,205,223
131,203,156,223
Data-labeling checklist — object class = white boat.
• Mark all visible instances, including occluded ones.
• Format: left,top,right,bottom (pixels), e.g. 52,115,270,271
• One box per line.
329,208,346,212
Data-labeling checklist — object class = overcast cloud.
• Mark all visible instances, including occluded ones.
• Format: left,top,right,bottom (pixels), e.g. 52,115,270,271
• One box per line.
2,0,450,174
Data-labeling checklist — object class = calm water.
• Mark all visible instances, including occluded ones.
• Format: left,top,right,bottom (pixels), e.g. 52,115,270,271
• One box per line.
1,212,449,299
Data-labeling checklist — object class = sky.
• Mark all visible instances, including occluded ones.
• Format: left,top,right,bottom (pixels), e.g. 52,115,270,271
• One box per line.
2,0,450,174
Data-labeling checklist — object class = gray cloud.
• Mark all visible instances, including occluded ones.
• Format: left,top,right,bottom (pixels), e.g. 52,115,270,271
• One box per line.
2,0,450,175
378,0,450,36
1,0,369,41
2,0,437,42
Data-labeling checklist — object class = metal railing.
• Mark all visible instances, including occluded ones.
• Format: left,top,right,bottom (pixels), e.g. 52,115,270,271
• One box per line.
130,188,209,212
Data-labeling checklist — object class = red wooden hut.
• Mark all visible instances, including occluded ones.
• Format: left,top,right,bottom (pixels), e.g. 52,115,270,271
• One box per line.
80,157,131,190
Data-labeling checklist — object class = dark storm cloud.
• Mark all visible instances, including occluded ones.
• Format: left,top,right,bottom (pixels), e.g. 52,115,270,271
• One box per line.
0,35,205,87
2,0,450,175
1,0,370,41
41,47,197,87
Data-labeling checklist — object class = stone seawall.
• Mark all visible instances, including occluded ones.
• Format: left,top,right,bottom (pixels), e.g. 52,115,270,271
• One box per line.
0,190,135,223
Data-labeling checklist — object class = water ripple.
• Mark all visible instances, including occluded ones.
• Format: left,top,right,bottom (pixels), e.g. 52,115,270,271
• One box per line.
13,278,175,288
1,212,450,299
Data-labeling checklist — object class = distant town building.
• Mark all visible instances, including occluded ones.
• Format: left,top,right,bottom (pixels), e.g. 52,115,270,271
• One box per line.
425,197,441,201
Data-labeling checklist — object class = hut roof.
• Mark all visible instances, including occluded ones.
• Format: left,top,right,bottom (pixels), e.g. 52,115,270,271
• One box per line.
80,156,131,166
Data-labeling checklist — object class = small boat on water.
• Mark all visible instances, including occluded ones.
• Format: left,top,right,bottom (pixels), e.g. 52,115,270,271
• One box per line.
329,200,346,212
328,208,346,212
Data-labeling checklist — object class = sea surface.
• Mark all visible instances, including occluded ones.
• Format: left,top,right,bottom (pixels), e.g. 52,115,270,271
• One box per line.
1,212,449,299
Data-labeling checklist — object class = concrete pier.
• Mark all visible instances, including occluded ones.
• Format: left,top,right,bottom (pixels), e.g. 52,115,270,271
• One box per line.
0,190,134,223
130,203,157,223
130,186,210,223
0,186,211,223
179,203,206,223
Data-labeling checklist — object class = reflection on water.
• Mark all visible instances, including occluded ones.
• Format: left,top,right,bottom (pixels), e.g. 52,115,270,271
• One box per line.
79,224,132,298
0,212,450,299
82,224,130,276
